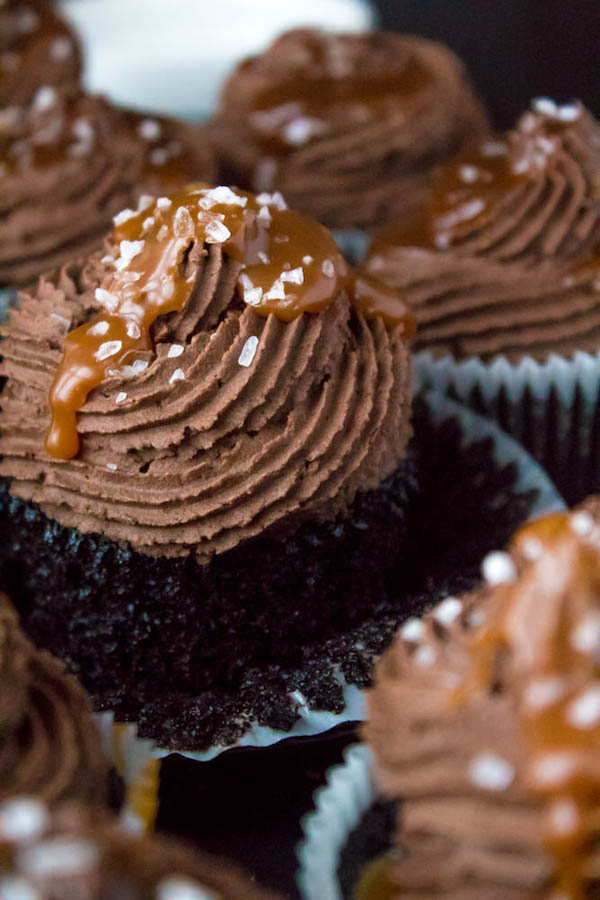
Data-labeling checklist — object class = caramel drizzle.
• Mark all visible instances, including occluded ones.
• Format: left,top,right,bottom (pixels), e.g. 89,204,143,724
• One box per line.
467,512,600,899
46,184,414,460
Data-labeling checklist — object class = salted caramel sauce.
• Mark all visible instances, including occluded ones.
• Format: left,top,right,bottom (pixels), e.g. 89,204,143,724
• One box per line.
353,853,400,900
46,184,414,460
463,512,600,899
244,46,431,155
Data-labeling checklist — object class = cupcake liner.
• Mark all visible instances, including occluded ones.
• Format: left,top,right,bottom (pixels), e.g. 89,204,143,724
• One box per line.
0,289,17,321
414,349,600,503
332,229,370,265
297,743,374,900
89,391,563,766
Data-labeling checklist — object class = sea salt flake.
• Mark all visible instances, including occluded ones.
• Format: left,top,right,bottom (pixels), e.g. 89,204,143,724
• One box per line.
173,206,194,238
322,259,335,277
238,336,259,367
96,341,122,361
106,463,118,471
482,550,516,585
20,838,98,878
117,240,145,268
0,799,48,842
115,392,128,404
571,511,594,536
72,118,94,143
142,216,155,231
32,85,56,112
95,288,119,312
202,186,247,207
547,799,580,836
400,617,425,642
150,147,169,166
520,536,544,560
50,36,72,61
157,225,169,241
524,677,564,709
119,359,149,378
137,118,162,141
432,597,462,627
257,251,270,265
243,287,263,306
571,611,600,653
566,686,600,728
264,279,286,301
281,267,304,285
303,255,314,266
468,752,514,791
414,645,436,667
168,344,184,358
459,164,480,184
257,205,272,226
169,368,185,384
531,752,577,787
87,320,109,337
113,208,136,226
156,197,172,210
282,116,323,145
256,191,287,210
204,219,231,243
156,876,219,900
533,97,559,117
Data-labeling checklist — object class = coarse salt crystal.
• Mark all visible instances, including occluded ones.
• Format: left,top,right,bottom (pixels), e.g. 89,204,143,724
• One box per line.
400,617,425,642
204,219,231,243
257,205,272,226
32,85,56,112
96,341,122,361
566,686,600,728
571,611,600,653
459,164,480,183
106,463,118,471
156,197,172,210
432,597,462,627
414,645,436,667
238,336,259,367
281,267,304,285
322,259,335,277
243,286,263,306
531,752,577,787
264,279,286,301
142,216,155,231
137,118,162,141
87,320,109,337
468,752,514,791
173,206,194,238
0,799,48,842
571,511,594,536
113,208,136,226
94,288,119,312
115,392,128,404
168,344,184,358
482,551,516,585
303,255,314,266
50,36,72,61
117,240,145,269
202,186,247,207
169,368,185,384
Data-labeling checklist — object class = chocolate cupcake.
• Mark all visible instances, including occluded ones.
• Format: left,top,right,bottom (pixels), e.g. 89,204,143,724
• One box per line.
364,501,600,898
210,29,489,231
0,0,81,108
0,184,415,748
366,99,600,501
0,592,108,809
0,799,279,898
0,88,216,287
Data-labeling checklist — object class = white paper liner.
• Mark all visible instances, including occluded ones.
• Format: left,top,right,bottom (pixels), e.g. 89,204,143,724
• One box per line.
297,743,374,900
415,349,600,486
96,390,563,768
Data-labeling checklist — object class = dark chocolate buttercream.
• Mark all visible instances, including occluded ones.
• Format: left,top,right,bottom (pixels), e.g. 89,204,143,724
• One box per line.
0,88,216,286
366,102,600,363
0,0,81,107
0,187,413,560
0,593,108,808
211,29,489,229
366,501,600,899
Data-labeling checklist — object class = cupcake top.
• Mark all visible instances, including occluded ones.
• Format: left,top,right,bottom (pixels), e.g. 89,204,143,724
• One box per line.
0,799,279,899
366,500,600,898
0,184,414,560
211,28,489,229
0,88,216,286
0,0,81,107
366,100,600,362
0,593,108,809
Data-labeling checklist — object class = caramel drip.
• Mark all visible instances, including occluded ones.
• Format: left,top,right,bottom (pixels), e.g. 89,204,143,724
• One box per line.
354,854,399,900
46,184,414,460
466,512,600,899
246,50,430,155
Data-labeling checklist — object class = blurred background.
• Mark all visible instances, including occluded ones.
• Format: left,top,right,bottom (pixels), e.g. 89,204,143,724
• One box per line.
60,0,600,127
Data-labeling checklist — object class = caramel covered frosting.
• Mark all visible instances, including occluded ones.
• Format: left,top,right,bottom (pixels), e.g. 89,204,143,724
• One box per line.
0,0,81,107
366,500,600,899
0,87,216,286
210,28,489,230
0,184,413,560
0,799,280,899
0,594,108,808
366,101,600,363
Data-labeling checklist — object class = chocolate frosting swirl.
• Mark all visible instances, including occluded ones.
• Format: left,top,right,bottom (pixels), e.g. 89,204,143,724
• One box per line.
0,198,412,560
0,800,280,898
211,29,489,229
366,501,600,899
0,594,108,809
0,89,216,286
366,103,600,363
0,0,81,107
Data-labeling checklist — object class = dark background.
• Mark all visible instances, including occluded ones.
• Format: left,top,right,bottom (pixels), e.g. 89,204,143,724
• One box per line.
375,0,600,128
158,4,600,898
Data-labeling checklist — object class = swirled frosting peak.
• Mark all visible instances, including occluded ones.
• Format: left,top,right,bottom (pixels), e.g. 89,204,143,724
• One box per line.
0,185,413,560
211,28,489,229
0,0,81,107
0,88,216,286
365,499,600,899
0,593,108,808
366,100,600,362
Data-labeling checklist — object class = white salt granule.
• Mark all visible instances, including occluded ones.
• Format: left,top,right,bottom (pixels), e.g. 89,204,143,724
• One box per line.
482,551,517,585
169,368,185,384
468,752,514,791
238,336,259,367
95,341,122,361
115,392,128,404
400,617,425,642
168,344,184,358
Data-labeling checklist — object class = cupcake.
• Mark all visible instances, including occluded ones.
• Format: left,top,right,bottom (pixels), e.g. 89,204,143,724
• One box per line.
363,500,600,898
0,0,81,107
210,29,489,231
0,592,108,809
366,99,600,501
0,183,415,748
0,88,216,287
0,799,279,898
